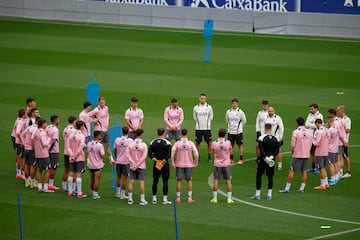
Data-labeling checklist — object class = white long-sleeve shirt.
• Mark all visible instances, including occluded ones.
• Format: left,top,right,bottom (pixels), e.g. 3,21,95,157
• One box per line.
193,103,213,130
264,114,284,141
226,107,246,134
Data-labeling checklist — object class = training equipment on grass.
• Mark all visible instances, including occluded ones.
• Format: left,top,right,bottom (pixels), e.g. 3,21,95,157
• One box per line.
173,197,179,240
109,115,122,190
17,192,23,240
203,13,214,63
321,225,331,229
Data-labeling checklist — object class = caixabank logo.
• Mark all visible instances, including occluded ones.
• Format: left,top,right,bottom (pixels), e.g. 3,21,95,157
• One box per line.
185,0,294,11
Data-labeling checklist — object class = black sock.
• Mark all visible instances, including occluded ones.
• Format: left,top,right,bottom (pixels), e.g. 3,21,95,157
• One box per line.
240,155,243,160
230,154,234,160
312,162,315,169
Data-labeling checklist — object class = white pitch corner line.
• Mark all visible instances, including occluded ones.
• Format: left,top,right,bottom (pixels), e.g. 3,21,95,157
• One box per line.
305,227,360,240
208,146,360,226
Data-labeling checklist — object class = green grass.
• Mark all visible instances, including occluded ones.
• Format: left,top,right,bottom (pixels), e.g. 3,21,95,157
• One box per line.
0,17,360,240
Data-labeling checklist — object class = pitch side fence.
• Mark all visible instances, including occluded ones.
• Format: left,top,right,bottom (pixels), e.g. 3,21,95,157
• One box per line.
0,0,359,38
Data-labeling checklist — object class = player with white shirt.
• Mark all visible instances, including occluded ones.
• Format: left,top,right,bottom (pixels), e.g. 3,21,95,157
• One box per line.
193,93,213,162
87,131,105,200
225,98,247,164
255,100,269,163
264,107,284,170
305,103,323,173
336,105,352,178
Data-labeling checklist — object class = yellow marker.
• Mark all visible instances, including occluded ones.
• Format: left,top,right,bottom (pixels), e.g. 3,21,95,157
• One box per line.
321,225,331,229
336,92,344,95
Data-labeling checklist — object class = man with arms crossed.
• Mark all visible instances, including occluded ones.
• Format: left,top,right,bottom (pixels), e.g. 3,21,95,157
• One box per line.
210,128,233,204
255,100,269,163
126,129,148,206
79,101,97,144
87,131,105,200
113,126,133,199
171,129,199,204
88,97,113,161
279,117,312,193
226,98,247,164
193,93,213,162
164,98,184,142
125,97,144,140
148,128,172,205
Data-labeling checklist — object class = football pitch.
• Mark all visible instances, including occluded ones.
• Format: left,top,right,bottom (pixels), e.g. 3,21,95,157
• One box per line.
0,17,360,240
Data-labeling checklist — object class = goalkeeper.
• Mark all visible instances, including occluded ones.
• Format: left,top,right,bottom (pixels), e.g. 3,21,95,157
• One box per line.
251,123,280,200
148,128,172,205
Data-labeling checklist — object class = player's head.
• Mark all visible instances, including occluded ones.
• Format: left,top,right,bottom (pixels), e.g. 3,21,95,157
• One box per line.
50,115,59,125
35,116,42,124
75,120,84,130
93,131,101,140
336,105,345,117
83,101,92,110
68,116,77,124
171,98,178,108
131,97,138,109
218,128,226,138
98,97,106,107
327,115,334,123
181,128,188,136
267,106,275,117
296,117,305,126
18,108,26,118
265,123,272,131
157,128,165,136
26,97,36,108
262,100,269,110
199,93,207,104
28,107,40,118
315,118,322,128
308,103,319,114
37,118,47,129
135,128,144,138
231,98,238,109
122,126,129,135
328,108,336,117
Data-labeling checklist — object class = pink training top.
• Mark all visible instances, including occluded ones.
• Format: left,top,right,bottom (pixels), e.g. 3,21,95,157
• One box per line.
212,137,232,167
328,125,340,153
164,106,184,130
313,126,329,157
114,136,133,164
126,138,148,170
79,110,92,137
88,105,109,131
63,125,76,156
87,140,105,169
46,124,59,154
171,137,199,168
125,107,144,132
22,125,37,151
13,118,25,145
67,130,86,162
291,126,313,158
33,128,50,158
334,117,346,146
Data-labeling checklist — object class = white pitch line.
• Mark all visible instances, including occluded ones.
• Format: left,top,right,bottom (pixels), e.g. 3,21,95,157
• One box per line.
305,227,360,240
1,17,360,43
208,146,360,226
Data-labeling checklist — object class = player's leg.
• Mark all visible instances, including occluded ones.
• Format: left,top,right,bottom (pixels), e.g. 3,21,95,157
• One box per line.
205,130,213,162
30,154,37,188
252,163,263,199
224,166,233,203
195,130,202,159
127,178,135,204
120,164,129,199
279,159,296,193
186,179,194,203
342,146,351,178
152,166,160,204
49,153,59,190
43,158,53,193
139,169,147,205
62,155,69,192
92,170,102,199
161,164,171,204
37,168,43,192
75,163,86,198
266,166,274,200
115,164,121,197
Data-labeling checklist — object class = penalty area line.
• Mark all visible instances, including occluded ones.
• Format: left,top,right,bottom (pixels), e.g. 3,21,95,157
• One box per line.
305,227,360,240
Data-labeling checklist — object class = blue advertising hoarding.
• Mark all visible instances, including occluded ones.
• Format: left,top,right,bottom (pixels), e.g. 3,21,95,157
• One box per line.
104,0,360,14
